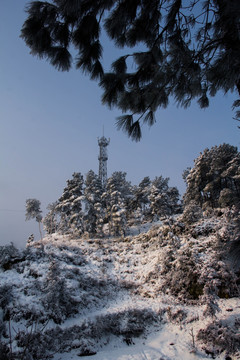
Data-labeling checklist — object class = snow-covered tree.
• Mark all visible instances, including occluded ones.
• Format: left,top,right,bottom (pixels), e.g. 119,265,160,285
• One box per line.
84,170,104,236
43,201,58,234
131,177,151,217
182,167,191,185
149,176,180,220
105,172,131,236
94,201,106,238
56,172,84,235
184,144,240,210
25,198,43,240
110,204,127,237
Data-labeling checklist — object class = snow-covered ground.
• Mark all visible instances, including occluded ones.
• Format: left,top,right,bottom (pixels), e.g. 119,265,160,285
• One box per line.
52,297,240,360
1,215,240,359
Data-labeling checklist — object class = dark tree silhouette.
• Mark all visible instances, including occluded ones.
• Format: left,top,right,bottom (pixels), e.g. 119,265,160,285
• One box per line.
21,0,240,140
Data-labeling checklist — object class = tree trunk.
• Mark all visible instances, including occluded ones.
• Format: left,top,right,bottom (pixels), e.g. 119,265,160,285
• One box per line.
38,220,43,240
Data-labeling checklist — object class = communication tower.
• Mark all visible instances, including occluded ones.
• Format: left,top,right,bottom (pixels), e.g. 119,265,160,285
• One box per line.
98,135,110,187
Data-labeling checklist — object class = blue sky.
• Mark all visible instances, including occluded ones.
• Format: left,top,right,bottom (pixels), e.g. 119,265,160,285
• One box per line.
1,1,239,247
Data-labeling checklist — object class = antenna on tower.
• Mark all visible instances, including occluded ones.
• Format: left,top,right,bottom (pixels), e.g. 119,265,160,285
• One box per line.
98,133,110,188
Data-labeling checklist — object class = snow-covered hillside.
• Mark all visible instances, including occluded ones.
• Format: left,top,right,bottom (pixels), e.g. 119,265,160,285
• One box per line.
0,211,240,360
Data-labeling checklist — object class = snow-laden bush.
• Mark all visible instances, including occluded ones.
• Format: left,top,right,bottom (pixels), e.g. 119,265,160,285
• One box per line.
15,324,60,360
184,144,240,210
158,214,240,302
160,243,239,302
160,244,204,301
0,285,12,311
0,342,11,360
75,338,96,356
190,220,217,237
227,206,240,270
180,201,203,225
11,308,159,358
95,308,158,338
166,307,187,324
42,261,79,324
43,243,86,266
198,256,239,300
201,285,221,318
197,319,240,356
9,301,46,324
0,244,24,271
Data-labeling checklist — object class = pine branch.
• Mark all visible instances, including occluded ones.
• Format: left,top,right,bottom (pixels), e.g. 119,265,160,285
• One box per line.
112,56,128,73
48,46,72,71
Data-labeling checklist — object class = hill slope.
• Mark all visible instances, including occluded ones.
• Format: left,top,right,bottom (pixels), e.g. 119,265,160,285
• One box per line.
0,211,240,359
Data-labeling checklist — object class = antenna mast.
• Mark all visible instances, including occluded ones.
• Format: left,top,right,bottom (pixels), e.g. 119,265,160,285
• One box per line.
98,134,110,187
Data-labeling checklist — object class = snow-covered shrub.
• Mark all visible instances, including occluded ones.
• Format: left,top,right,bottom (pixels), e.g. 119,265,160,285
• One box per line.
119,279,137,290
15,325,59,360
198,256,239,300
168,220,186,236
14,322,98,358
95,308,158,339
184,144,240,210
147,224,161,239
44,243,86,266
219,188,236,208
201,285,220,318
42,261,79,324
166,307,187,324
0,244,23,270
0,285,12,311
180,201,203,225
160,246,238,302
227,206,240,269
58,323,96,351
189,218,219,238
0,342,11,360
9,302,46,324
197,320,240,356
76,338,96,357
160,245,204,301
158,210,240,302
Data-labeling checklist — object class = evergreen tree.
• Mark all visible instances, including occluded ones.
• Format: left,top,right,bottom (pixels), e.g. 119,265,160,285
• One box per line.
84,170,104,236
149,176,180,219
182,167,191,185
94,201,106,238
105,172,131,236
184,144,240,209
43,201,58,234
56,172,84,235
131,176,151,216
25,198,43,240
21,0,240,139
110,204,127,237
